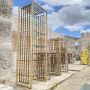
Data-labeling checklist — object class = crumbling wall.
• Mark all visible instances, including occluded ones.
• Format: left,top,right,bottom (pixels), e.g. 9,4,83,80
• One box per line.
0,0,12,82
0,17,12,68
0,0,12,17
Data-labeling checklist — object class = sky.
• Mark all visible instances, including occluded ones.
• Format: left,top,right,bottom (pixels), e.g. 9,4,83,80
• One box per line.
13,0,90,38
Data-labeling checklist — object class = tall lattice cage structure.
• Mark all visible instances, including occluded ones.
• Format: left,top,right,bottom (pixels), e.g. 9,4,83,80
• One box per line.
60,39,68,72
16,2,49,88
48,31,62,75
48,31,68,74
32,3,50,81
16,4,32,88
49,39,62,75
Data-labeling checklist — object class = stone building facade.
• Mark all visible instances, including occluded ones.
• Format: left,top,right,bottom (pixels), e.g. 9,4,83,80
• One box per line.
81,32,90,51
64,35,81,62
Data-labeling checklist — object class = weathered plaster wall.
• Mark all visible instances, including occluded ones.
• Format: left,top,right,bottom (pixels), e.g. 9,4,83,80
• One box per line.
0,17,12,70
0,0,12,82
0,0,12,17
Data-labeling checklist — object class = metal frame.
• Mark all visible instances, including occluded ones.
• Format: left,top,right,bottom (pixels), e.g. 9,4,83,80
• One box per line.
48,31,68,74
16,2,49,88
60,39,68,72
49,38,62,75
16,5,33,88
48,31,62,75
32,3,50,81
0,0,12,17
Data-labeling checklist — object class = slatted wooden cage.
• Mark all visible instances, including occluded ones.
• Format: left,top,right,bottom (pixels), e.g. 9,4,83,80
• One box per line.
16,4,33,89
60,39,68,72
16,2,49,88
48,31,68,74
49,38,61,75
32,3,50,81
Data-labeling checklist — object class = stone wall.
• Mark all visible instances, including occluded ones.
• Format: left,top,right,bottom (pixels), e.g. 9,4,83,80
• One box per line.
81,32,90,51
64,35,81,62
0,0,12,82
0,0,12,17
0,17,12,82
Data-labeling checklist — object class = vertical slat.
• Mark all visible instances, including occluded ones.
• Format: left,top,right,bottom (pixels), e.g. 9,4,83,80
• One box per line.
49,31,62,75
16,8,20,85
26,6,28,84
59,36,62,75
22,8,24,83
29,4,33,88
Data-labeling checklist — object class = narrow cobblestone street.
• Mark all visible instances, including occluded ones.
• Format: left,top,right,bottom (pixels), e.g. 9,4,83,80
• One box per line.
54,66,90,90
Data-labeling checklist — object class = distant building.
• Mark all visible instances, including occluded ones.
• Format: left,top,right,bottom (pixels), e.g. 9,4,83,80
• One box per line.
0,0,13,81
81,32,90,51
64,35,81,62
